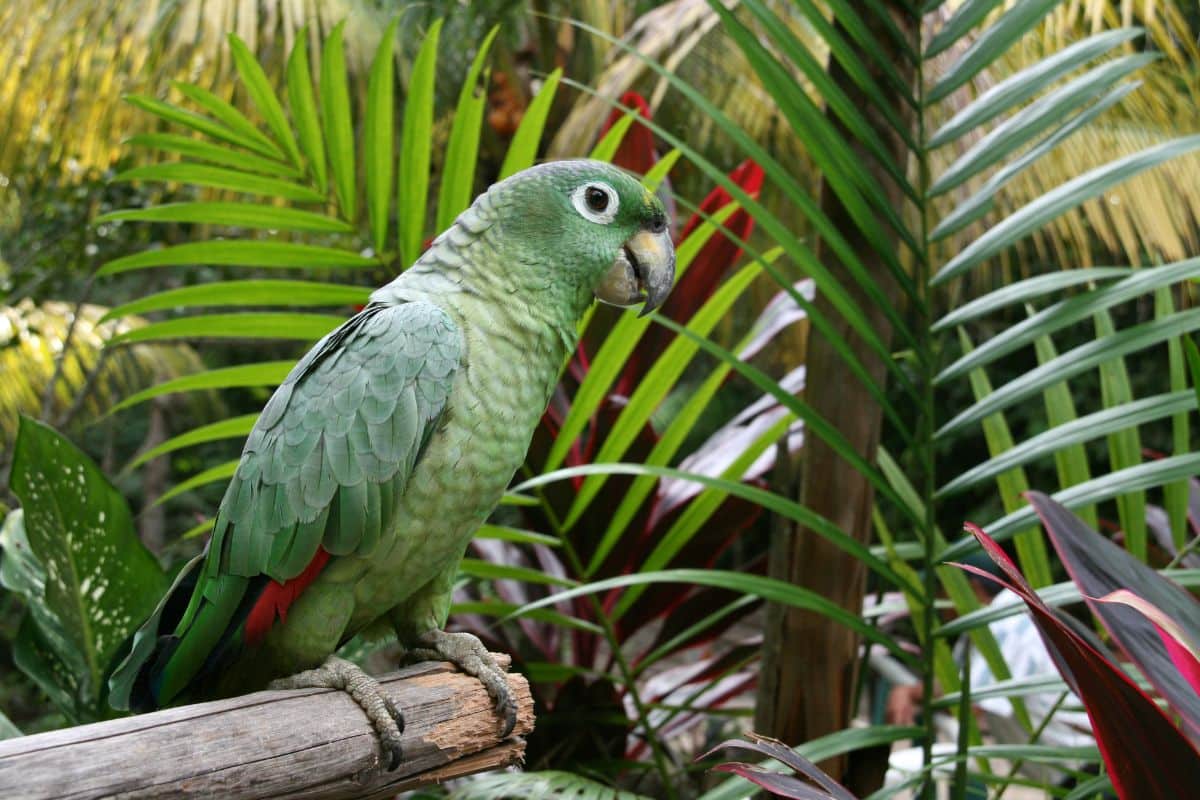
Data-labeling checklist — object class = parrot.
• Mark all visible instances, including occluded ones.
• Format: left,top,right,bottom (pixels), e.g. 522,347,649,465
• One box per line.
107,160,675,769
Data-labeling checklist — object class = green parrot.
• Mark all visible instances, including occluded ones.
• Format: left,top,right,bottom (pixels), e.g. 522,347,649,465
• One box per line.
108,160,675,768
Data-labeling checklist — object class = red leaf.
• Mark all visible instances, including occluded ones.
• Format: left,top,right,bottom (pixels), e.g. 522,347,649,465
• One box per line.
708,764,844,800
600,91,656,175
1029,491,1200,737
955,521,1200,799
703,733,857,800
667,159,764,323
1090,589,1200,699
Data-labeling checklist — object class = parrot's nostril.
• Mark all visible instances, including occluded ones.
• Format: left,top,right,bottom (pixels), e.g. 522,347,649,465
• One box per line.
647,213,667,234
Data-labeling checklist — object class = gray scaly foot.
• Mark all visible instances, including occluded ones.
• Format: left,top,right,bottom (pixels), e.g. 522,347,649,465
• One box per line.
269,655,406,770
405,630,516,737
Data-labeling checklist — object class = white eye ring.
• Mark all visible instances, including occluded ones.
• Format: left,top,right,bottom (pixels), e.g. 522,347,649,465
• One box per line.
571,183,620,224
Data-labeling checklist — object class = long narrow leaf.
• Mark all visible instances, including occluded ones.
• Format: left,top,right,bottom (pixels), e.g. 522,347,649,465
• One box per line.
608,415,796,622
113,163,325,203
101,280,370,320
958,329,1052,588
933,136,1200,285
98,241,377,275
1034,332,1098,527
929,0,1063,102
939,257,1200,382
124,95,276,158
925,0,1003,58
931,55,1154,196
171,81,284,160
941,570,1200,638
1093,309,1146,559
518,463,913,594
937,308,1200,436
655,315,920,527
125,133,302,178
508,567,917,665
287,30,326,192
321,21,356,221
1031,493,1200,737
107,313,343,345
98,202,353,233
154,459,239,506
590,109,638,163
714,0,922,316
499,68,561,180
364,20,398,253
933,268,1129,331
932,82,1138,240
698,726,922,800
108,362,293,414
556,30,922,392
928,28,1142,148
397,18,442,266
741,0,917,203
1162,290,1191,548
876,448,1028,724
588,350,734,577
562,258,769,529
939,391,1194,498
943,454,1200,559
957,517,1200,797
128,413,258,470
435,26,498,232
228,34,302,166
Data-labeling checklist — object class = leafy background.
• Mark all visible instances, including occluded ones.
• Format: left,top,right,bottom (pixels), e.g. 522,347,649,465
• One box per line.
3,1,1200,798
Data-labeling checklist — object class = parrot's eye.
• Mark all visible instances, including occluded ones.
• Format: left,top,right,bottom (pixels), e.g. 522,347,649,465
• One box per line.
585,187,609,211
571,182,620,225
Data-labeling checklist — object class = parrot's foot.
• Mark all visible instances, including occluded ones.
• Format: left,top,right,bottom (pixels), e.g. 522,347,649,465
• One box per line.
269,656,405,770
404,630,516,738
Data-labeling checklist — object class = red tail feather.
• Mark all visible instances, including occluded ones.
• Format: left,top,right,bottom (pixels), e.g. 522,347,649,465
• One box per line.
244,548,332,645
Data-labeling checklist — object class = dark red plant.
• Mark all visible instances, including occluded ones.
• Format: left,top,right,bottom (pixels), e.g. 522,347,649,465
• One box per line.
955,502,1200,799
1030,491,1200,738
601,91,657,176
704,732,860,799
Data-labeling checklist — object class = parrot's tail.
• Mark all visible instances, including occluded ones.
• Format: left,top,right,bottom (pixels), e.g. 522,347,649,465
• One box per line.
108,552,207,711
108,549,256,712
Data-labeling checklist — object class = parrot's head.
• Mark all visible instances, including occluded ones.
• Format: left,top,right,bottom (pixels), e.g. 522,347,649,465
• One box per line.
496,160,676,316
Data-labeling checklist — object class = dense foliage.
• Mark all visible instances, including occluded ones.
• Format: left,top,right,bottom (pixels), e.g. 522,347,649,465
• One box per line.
3,2,1200,799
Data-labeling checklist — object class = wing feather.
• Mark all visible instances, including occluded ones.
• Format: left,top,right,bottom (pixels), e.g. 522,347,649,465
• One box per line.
185,300,459,643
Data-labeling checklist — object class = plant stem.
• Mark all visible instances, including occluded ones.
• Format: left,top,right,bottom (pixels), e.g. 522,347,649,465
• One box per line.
533,486,679,799
913,6,938,799
1166,531,1200,568
992,691,1069,800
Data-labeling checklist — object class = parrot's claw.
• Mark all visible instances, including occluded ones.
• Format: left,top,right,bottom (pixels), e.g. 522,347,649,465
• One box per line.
408,630,517,737
269,655,406,771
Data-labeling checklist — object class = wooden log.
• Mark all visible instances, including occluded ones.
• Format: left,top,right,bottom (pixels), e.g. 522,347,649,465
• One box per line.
0,656,534,799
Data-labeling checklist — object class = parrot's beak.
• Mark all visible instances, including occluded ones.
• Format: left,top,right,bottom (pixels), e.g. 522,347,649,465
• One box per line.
595,228,676,316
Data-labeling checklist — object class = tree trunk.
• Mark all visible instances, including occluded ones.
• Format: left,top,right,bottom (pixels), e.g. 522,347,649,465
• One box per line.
755,2,916,779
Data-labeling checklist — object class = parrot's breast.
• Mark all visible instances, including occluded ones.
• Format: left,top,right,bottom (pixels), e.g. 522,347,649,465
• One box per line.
341,294,571,633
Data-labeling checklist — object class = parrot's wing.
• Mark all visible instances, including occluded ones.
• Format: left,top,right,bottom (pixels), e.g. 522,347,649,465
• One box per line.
211,299,460,582
109,300,461,709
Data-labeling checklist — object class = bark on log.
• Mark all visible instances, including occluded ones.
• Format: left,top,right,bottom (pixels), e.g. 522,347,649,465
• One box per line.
0,656,534,799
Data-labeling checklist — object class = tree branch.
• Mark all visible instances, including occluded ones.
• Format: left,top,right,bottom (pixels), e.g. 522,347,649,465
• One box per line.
0,656,534,799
